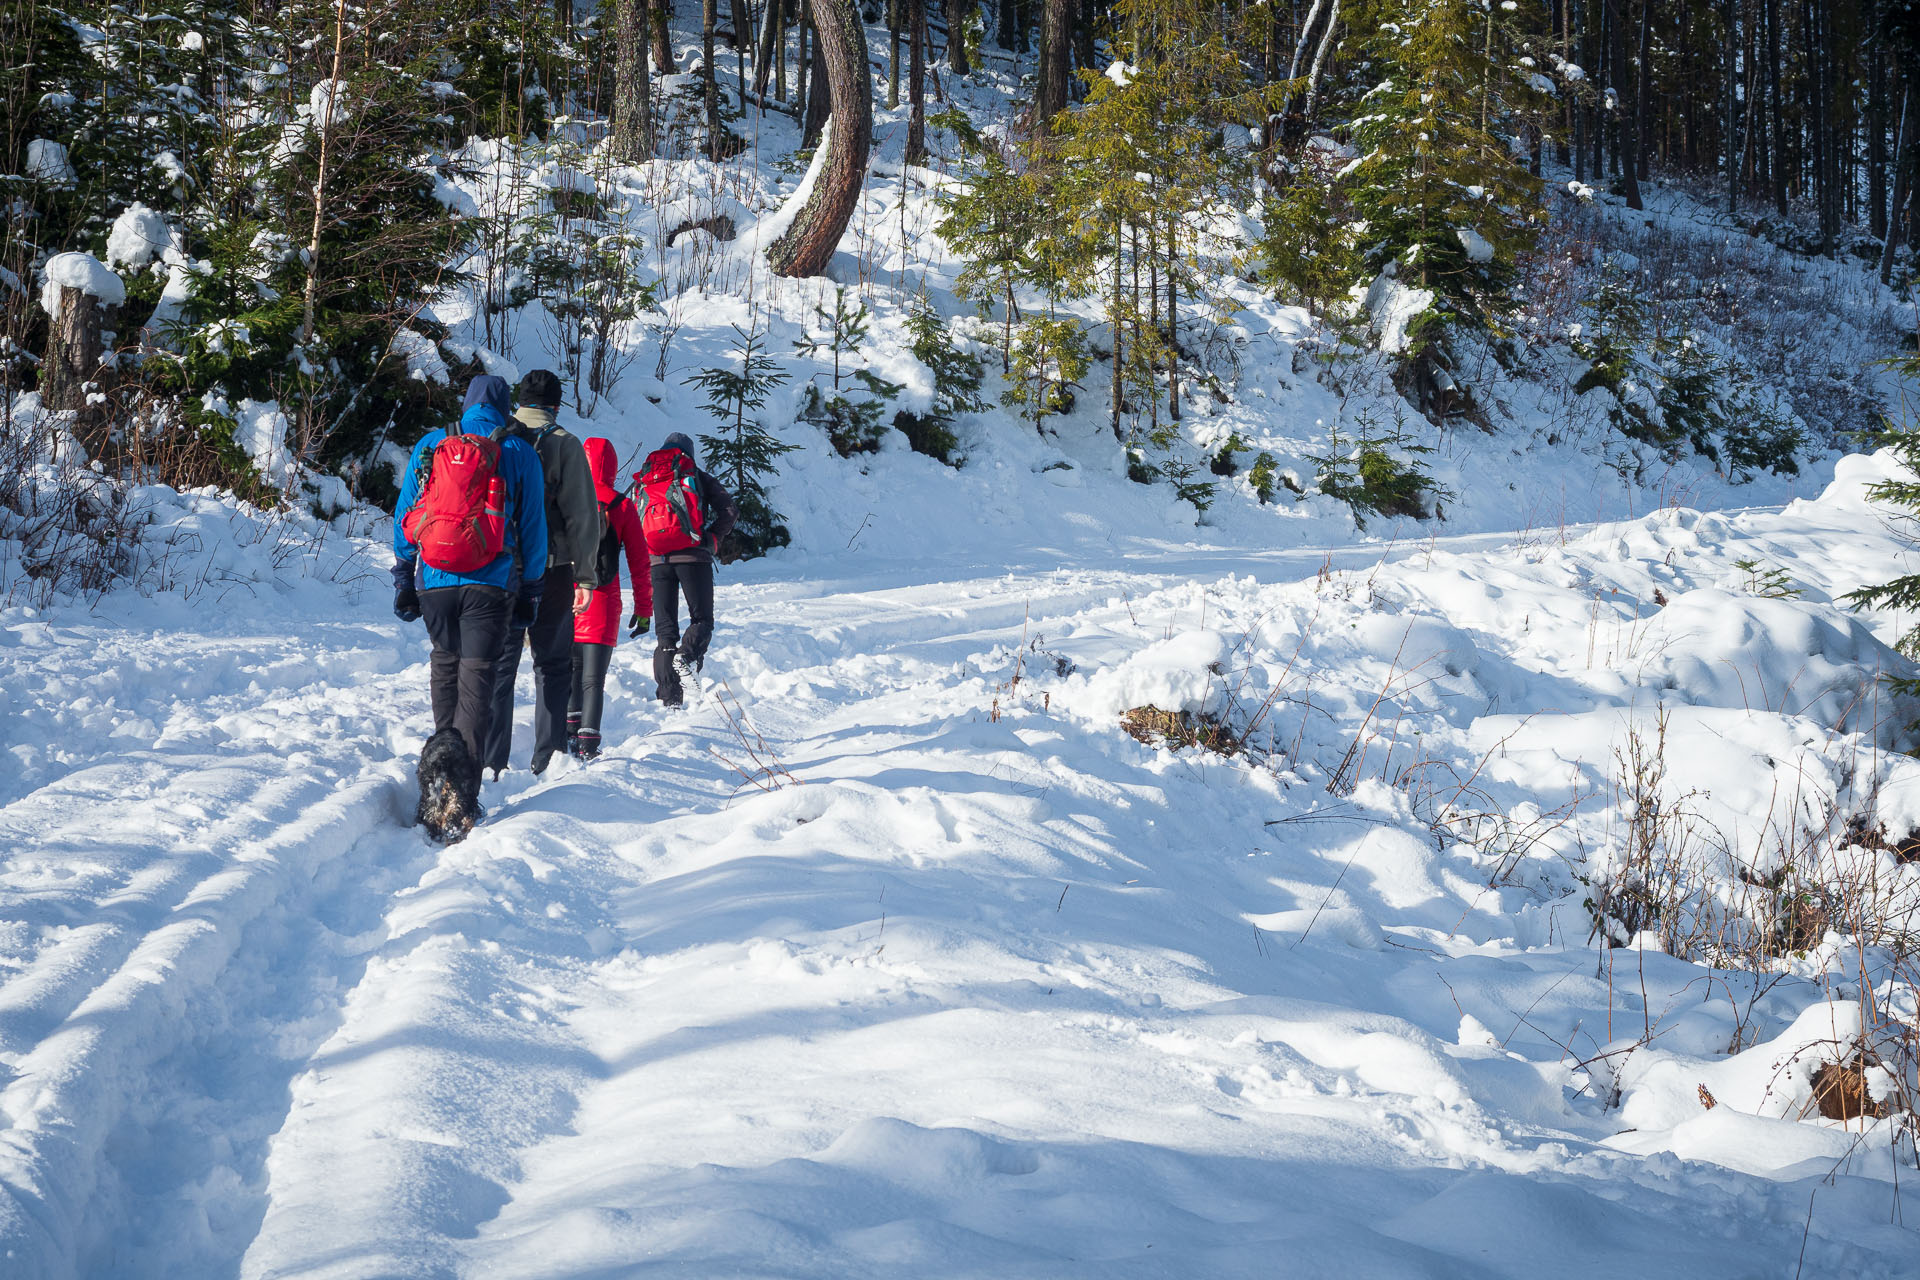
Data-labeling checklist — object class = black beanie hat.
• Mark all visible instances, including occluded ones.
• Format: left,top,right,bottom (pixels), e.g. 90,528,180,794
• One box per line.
518,369,563,408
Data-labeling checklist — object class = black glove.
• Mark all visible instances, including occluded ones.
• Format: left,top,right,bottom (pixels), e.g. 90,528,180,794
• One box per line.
628,612,650,638
391,561,420,622
513,590,541,629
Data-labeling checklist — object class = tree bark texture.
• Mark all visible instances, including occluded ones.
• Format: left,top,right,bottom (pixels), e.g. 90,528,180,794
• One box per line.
1034,0,1071,132
702,0,725,157
652,0,675,74
1608,0,1643,209
947,0,971,74
802,10,832,145
41,286,104,416
613,0,655,161
768,0,872,277
909,0,928,160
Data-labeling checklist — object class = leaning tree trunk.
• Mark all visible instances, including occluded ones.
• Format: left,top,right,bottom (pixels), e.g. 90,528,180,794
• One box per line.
614,0,655,161
802,9,832,145
768,0,873,277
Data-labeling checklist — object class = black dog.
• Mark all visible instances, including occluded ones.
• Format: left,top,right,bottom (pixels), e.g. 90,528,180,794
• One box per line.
416,728,483,843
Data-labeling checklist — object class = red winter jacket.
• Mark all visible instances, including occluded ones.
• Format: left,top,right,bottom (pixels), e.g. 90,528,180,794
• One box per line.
574,437,653,646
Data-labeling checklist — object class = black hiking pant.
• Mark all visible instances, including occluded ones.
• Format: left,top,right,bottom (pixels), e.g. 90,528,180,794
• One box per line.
568,641,613,755
420,584,511,762
484,564,575,772
651,558,714,706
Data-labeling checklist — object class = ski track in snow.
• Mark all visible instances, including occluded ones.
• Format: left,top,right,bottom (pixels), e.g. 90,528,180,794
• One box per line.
4,494,1920,1278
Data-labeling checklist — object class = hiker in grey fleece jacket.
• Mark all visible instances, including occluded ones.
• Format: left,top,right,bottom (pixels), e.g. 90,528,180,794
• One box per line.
484,368,605,775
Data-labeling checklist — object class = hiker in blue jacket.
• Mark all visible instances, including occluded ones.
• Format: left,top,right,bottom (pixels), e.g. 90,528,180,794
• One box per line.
392,374,548,761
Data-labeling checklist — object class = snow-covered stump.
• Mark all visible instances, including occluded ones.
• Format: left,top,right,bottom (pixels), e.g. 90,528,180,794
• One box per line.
37,252,126,429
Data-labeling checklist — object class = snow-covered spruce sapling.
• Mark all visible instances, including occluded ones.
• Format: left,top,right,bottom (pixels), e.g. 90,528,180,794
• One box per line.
794,286,904,456
1209,431,1250,476
685,323,795,559
1570,262,1663,445
893,291,986,465
1247,451,1283,505
1307,414,1443,526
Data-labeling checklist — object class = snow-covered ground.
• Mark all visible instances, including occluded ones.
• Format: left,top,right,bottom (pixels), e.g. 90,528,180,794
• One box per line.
5,438,1920,1277
10,15,1920,1274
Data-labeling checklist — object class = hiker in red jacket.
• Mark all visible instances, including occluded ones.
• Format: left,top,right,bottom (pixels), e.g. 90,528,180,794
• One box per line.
633,432,737,706
568,437,652,759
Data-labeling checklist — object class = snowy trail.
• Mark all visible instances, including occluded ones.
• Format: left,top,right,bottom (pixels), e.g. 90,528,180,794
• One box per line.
7,489,1920,1278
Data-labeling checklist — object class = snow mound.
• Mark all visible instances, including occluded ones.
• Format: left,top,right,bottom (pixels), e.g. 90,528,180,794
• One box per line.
26,138,76,185
38,251,126,320
1071,629,1230,720
106,203,177,270
1636,588,1911,736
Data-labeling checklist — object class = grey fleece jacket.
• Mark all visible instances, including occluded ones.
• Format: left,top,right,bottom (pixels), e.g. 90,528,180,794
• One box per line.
504,405,604,590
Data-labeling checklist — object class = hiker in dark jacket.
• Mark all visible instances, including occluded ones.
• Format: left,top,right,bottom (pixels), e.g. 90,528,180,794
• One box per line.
631,431,738,706
484,369,604,775
392,374,547,761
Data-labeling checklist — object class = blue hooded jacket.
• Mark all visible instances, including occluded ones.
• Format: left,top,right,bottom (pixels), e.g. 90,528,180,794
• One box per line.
393,374,548,594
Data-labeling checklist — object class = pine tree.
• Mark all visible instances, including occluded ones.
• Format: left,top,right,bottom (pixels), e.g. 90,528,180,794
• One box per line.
686,322,797,559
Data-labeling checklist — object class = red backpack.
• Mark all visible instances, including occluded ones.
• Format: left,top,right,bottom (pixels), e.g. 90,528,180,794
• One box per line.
401,425,506,573
636,448,707,554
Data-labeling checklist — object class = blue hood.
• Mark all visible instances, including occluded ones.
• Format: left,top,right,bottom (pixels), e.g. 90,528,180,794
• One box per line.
662,432,697,465
463,374,513,419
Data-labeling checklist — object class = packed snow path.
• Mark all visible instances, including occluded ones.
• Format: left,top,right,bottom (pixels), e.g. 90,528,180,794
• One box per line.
4,485,1920,1278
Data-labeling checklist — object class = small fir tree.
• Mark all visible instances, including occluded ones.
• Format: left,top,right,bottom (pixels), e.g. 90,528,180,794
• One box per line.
1005,314,1090,430
793,285,905,456
686,322,796,559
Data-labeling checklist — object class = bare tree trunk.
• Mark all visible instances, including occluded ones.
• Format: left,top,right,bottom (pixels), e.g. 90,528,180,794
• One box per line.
732,0,752,102
889,0,902,109
769,0,874,276
1768,0,1787,215
1301,0,1340,120
702,0,726,157
653,0,675,74
909,0,927,160
1035,0,1071,132
797,1,812,131
754,0,780,93
947,0,971,74
1724,0,1737,214
41,286,105,416
300,0,350,348
1883,84,1913,284
1634,0,1651,180
805,28,832,140
1608,0,1643,210
775,0,788,99
614,0,656,161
